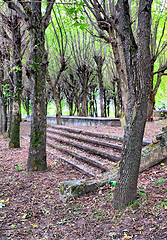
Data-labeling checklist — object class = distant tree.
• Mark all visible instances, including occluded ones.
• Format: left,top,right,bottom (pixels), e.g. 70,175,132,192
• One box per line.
70,30,95,116
147,14,167,120
93,41,105,117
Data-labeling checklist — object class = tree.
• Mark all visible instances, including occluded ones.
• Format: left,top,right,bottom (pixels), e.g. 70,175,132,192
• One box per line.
4,0,55,171
0,10,23,147
70,29,95,116
83,0,153,208
147,13,167,121
83,0,129,118
93,41,105,117
0,45,7,134
112,0,153,208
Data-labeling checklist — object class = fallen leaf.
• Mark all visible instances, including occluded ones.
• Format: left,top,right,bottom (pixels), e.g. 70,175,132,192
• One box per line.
135,226,144,231
124,233,132,239
33,223,38,228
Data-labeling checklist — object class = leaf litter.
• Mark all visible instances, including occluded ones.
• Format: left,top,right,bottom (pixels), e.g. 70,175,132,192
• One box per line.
0,120,167,239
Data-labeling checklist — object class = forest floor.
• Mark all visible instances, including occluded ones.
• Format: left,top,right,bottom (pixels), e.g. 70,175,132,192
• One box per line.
0,119,167,240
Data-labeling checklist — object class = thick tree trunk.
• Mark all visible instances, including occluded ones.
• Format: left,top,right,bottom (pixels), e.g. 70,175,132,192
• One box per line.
9,14,22,148
27,4,47,171
113,0,152,209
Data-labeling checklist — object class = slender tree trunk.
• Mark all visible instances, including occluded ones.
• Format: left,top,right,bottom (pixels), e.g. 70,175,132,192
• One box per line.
0,62,7,134
113,0,152,208
1,99,7,134
94,55,105,117
147,90,155,121
25,91,30,116
68,98,73,116
53,87,62,125
103,89,107,117
9,13,22,148
93,89,98,117
107,99,110,117
82,79,88,116
7,81,14,137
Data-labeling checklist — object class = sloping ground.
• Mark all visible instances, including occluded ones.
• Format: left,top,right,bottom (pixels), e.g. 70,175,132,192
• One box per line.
0,119,166,239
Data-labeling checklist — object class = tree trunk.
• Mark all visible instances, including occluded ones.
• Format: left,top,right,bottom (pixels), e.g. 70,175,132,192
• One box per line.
94,55,105,117
147,91,155,121
25,91,30,116
1,99,7,134
53,86,62,125
9,13,22,148
113,0,152,209
0,54,7,134
27,4,47,171
82,79,88,117
7,82,14,137
107,99,110,117
103,89,107,117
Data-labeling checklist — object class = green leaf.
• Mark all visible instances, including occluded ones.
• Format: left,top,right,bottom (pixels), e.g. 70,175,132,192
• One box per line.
73,22,80,27
79,1,85,5
110,181,116,186
155,178,165,185
80,23,89,30
67,8,75,15
80,16,85,20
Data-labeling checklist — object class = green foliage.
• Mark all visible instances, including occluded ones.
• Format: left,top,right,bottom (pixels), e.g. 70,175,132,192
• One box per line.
138,190,147,199
155,178,165,185
9,65,21,73
15,164,24,171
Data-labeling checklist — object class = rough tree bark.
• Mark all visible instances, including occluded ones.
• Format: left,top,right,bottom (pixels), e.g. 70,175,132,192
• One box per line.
0,49,8,134
9,13,22,148
113,0,153,208
26,2,51,171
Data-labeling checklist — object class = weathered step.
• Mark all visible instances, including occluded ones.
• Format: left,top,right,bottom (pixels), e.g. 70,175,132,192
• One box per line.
49,126,124,142
49,126,151,146
47,142,109,172
60,169,118,202
21,136,96,178
47,128,122,151
47,150,96,178
47,134,121,162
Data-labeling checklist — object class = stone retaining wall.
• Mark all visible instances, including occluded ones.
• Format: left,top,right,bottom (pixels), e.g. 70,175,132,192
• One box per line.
27,115,121,127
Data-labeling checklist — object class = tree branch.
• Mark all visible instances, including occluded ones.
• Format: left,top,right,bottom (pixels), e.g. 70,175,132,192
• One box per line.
42,0,55,29
3,0,29,23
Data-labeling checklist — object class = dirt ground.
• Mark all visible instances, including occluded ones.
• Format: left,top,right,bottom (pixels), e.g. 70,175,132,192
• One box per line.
0,119,167,240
